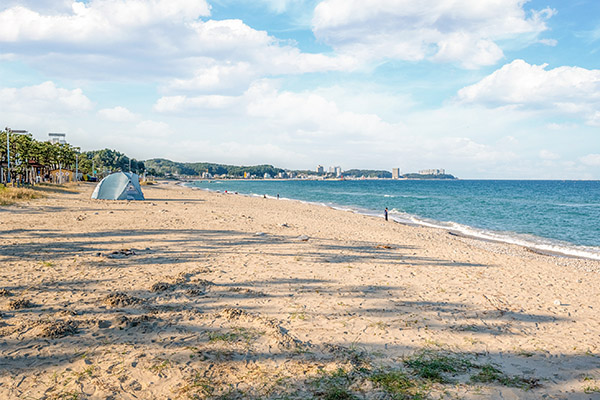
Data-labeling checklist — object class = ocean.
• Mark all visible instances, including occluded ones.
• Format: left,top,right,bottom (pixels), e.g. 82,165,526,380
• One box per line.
187,179,600,260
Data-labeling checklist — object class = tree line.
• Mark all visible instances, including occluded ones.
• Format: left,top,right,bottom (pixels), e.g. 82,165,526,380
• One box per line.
0,130,144,184
144,158,283,178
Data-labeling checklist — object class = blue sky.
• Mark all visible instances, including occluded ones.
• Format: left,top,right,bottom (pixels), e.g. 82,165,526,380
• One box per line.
1,0,599,178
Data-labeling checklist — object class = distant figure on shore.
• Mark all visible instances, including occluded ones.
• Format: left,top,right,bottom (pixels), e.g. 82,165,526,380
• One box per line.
264,194,267,198
277,193,280,199
384,207,388,221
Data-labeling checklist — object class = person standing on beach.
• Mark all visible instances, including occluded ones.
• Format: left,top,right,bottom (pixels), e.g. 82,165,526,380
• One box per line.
384,207,388,221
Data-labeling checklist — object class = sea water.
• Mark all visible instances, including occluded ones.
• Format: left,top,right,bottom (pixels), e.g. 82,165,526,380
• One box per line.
187,179,600,260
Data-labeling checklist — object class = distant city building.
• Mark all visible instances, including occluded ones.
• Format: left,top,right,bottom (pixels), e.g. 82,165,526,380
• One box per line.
48,132,66,144
328,166,336,174
418,169,445,175
264,173,272,179
335,166,342,177
392,168,400,179
316,165,324,174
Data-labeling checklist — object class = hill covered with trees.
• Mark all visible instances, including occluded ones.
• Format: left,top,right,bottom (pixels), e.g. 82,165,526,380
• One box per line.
343,169,392,178
144,158,283,178
403,173,457,180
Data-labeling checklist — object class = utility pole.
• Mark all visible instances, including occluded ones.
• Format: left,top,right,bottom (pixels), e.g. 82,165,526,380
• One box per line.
74,147,81,183
4,127,9,184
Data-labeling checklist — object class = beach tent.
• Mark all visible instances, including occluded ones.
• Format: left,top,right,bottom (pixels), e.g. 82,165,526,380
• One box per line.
91,172,145,200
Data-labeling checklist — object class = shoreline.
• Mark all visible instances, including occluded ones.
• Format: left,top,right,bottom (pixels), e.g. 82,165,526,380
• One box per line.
185,181,600,263
1,181,600,399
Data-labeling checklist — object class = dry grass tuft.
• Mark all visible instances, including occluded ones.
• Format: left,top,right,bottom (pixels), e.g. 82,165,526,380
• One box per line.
102,292,141,308
150,282,170,292
40,320,78,338
0,186,45,205
8,299,34,310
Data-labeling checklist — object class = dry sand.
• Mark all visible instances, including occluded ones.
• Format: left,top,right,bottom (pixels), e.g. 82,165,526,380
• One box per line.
0,181,599,399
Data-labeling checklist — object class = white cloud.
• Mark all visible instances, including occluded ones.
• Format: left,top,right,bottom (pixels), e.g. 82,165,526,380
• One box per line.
160,19,355,93
164,63,255,93
432,34,503,69
580,154,600,167
0,1,352,90
98,106,138,122
538,38,558,46
546,122,578,130
312,0,554,68
135,120,173,138
588,111,600,127
0,81,92,113
539,149,560,160
244,80,393,139
425,137,517,163
0,0,210,42
457,60,600,124
154,94,240,112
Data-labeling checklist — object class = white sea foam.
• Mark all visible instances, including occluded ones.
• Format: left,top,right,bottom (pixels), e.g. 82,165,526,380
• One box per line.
388,212,600,261
554,203,600,208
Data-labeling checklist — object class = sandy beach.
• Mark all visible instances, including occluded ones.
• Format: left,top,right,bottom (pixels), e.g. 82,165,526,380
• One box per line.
1,181,599,399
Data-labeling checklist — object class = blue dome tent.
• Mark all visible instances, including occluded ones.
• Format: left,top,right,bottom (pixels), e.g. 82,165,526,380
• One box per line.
91,172,145,200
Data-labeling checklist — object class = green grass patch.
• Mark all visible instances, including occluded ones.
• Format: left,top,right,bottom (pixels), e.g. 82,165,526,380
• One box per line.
179,348,542,399
309,368,358,400
470,364,539,390
584,385,600,394
290,310,308,320
148,358,171,374
183,373,215,396
52,390,81,400
470,364,504,384
370,370,427,399
323,386,357,400
404,350,473,383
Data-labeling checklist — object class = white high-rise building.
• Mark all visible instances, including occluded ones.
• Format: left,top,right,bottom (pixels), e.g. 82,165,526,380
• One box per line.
316,165,324,174
48,133,66,144
392,168,400,179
